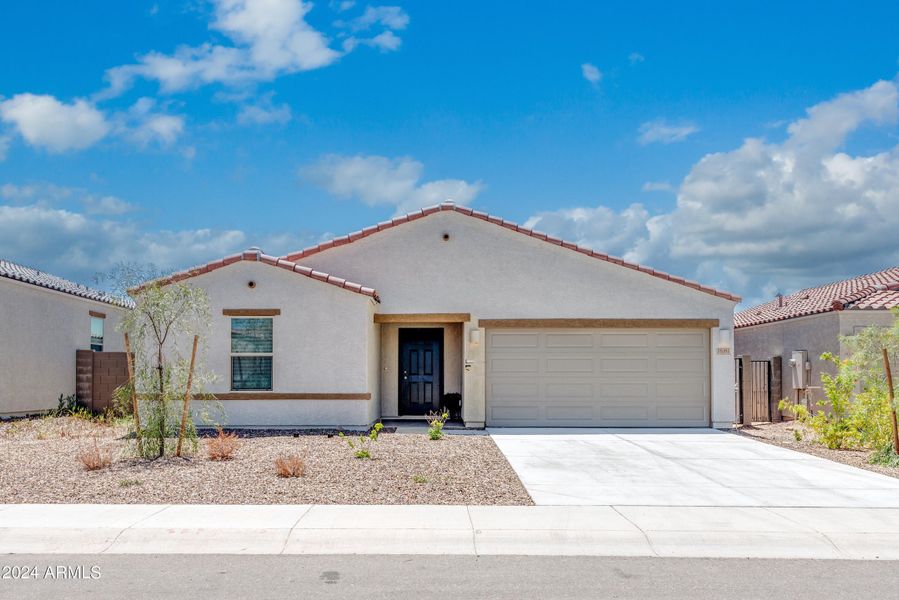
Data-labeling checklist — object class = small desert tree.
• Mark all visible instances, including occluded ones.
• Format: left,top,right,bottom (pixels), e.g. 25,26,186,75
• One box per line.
841,308,899,453
104,263,215,459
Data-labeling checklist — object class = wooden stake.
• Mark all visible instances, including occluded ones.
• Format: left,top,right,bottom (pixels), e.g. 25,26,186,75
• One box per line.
882,348,899,455
123,333,143,456
176,335,199,457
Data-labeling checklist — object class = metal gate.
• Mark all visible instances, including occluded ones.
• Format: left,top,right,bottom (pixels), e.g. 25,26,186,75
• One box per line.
750,360,771,422
735,357,772,423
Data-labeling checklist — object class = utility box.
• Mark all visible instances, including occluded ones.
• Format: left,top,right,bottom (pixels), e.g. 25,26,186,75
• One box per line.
790,350,809,390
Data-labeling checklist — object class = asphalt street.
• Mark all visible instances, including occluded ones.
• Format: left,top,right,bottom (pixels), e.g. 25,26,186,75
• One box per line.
2,554,897,600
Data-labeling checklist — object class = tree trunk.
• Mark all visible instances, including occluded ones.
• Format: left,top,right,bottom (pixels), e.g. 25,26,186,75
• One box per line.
123,333,143,456
176,335,199,457
882,348,899,455
157,346,165,458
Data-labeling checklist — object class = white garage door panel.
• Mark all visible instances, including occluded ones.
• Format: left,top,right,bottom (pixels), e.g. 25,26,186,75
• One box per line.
486,328,710,427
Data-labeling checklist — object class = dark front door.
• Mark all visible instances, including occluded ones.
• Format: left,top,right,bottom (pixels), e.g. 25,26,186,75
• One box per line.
399,328,443,416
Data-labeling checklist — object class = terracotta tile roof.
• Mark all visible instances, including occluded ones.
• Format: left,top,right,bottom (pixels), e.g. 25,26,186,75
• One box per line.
0,258,133,308
281,201,741,303
141,250,380,302
735,267,899,328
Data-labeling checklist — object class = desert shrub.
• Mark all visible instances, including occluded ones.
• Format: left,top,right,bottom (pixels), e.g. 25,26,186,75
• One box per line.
426,410,449,440
412,474,428,484
207,428,240,461
870,445,899,467
779,353,858,449
53,393,81,417
339,423,384,459
275,454,306,478
119,478,141,487
78,439,112,471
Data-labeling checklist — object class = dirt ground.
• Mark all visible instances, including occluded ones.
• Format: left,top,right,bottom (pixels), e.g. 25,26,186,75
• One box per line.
0,416,533,505
732,420,899,479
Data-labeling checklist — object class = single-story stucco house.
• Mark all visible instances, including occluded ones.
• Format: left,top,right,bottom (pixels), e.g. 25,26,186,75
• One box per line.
155,202,740,429
735,267,899,406
0,259,130,417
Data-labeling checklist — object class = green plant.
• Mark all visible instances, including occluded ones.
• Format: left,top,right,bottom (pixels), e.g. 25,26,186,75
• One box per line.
119,479,141,487
53,393,80,417
105,263,216,459
426,410,450,440
778,353,858,450
793,428,803,442
412,474,428,484
339,423,384,459
870,445,899,467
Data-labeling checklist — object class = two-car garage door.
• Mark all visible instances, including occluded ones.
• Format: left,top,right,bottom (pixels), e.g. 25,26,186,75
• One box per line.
485,328,710,427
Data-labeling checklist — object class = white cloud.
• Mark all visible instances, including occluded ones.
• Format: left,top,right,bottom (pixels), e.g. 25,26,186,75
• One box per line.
0,182,73,203
0,194,321,284
629,52,645,65
641,181,673,192
237,95,293,125
0,95,184,154
100,0,407,96
338,5,408,52
637,119,699,145
525,78,899,305
0,94,110,152
1,182,133,216
368,30,402,51
82,195,136,216
581,63,602,85
300,154,484,214
524,204,651,258
0,134,10,161
118,98,185,147
345,5,409,31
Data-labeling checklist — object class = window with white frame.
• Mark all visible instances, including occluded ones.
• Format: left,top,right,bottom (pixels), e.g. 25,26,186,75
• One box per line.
230,318,273,390
90,316,104,351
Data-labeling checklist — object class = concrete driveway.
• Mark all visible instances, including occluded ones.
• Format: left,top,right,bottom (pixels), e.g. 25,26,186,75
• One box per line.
488,428,899,507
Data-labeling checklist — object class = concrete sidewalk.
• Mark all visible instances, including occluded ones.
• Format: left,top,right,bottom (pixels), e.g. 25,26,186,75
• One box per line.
2,504,898,560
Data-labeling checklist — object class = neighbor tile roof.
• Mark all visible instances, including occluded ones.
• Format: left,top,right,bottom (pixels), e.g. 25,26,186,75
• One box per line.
140,249,380,302
735,267,899,328
0,259,133,308
281,201,741,302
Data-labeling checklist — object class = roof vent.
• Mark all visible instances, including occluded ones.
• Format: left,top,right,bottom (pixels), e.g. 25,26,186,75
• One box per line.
874,284,887,291
776,294,784,308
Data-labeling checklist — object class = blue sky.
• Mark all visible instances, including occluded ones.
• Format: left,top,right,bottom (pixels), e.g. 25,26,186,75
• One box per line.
2,1,899,306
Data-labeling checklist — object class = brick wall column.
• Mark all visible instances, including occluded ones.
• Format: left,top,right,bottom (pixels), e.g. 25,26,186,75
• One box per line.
770,355,783,422
75,350,94,410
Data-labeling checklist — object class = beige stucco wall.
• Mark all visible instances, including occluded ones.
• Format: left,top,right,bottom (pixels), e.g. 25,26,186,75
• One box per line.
184,261,377,427
378,322,462,417
299,211,737,428
735,312,841,406
838,310,896,338
0,278,126,416
735,310,897,407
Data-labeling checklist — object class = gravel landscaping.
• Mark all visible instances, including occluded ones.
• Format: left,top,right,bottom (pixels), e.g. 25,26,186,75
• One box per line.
0,416,533,505
732,421,899,479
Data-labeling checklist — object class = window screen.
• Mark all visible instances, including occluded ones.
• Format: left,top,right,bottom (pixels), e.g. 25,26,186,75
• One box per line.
230,318,273,390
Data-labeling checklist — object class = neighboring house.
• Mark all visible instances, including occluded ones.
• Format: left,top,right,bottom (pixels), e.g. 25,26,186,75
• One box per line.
153,202,739,429
0,260,130,416
735,267,899,406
